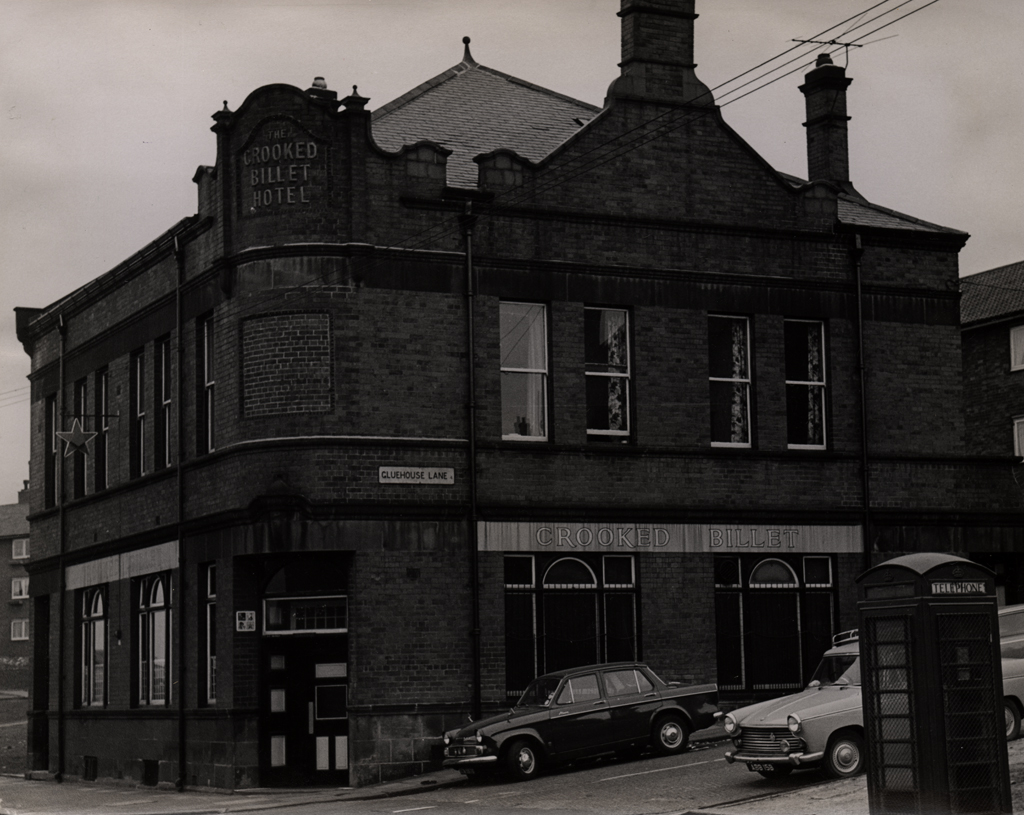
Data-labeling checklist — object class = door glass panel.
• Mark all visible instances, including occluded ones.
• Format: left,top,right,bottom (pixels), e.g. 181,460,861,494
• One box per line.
270,689,286,712
316,737,329,770
270,736,286,766
270,655,285,670
316,685,348,720
315,663,347,678
604,669,640,697
335,736,348,770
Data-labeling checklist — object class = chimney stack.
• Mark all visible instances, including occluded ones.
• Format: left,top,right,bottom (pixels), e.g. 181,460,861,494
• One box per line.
800,53,853,186
607,0,713,106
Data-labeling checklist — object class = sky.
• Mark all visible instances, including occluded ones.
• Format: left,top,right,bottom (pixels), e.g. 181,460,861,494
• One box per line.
1,0,1022,505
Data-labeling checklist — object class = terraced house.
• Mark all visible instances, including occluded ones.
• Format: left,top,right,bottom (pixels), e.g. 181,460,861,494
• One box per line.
16,0,1022,791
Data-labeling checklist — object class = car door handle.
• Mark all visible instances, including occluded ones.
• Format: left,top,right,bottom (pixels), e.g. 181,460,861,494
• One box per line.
644,693,657,698
593,700,607,706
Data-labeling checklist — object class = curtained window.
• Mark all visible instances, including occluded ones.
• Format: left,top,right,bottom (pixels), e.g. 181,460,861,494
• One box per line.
500,302,548,440
709,316,751,446
785,320,827,449
585,308,631,441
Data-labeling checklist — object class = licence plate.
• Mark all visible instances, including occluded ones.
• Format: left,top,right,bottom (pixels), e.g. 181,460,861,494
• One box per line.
747,762,779,772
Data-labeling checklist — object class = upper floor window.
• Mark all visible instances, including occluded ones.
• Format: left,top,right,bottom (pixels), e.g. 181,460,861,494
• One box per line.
45,393,58,508
156,336,172,470
94,369,109,492
73,378,88,499
11,620,28,642
708,315,751,447
130,349,147,478
1014,418,1024,458
500,302,548,441
11,578,28,600
199,315,216,455
12,539,28,560
585,307,631,442
1011,326,1024,371
785,319,827,449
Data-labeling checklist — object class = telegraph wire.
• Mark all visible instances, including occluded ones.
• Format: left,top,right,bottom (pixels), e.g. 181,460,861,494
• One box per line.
187,0,939,339
30,0,944,375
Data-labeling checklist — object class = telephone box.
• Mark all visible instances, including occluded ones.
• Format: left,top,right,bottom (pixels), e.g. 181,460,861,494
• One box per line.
857,553,1011,815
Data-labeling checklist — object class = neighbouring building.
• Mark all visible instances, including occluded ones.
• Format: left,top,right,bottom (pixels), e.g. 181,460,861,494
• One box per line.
14,0,1023,791
960,260,1024,603
0,483,31,689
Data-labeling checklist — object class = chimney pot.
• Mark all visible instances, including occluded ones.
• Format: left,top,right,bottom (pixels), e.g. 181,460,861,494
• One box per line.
800,53,853,186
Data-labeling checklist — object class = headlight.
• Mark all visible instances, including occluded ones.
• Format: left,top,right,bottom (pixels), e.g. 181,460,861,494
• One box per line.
474,732,483,744
443,733,451,745
723,714,739,735
787,714,802,734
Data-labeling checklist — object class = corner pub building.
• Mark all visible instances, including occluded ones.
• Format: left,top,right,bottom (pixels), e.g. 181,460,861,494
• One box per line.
15,0,1024,791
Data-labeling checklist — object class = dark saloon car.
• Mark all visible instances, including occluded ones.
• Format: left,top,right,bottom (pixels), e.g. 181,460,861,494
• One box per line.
442,662,719,781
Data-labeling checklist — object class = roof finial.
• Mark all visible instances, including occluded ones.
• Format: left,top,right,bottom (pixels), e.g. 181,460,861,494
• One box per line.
462,36,477,67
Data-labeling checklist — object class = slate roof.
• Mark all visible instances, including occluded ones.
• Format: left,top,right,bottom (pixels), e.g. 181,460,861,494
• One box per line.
0,499,28,538
837,195,964,235
960,260,1024,326
371,43,600,189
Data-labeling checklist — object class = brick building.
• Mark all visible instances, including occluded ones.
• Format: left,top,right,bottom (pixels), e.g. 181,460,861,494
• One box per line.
960,260,1024,601
0,483,31,689
14,0,1022,791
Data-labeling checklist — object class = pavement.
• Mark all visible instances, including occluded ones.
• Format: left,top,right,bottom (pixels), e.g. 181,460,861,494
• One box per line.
0,723,1022,815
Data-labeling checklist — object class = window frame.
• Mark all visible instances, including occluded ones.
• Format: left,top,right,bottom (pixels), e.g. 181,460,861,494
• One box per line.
12,538,29,560
137,573,171,706
80,586,107,707
11,620,29,642
199,315,216,455
156,335,172,470
11,577,28,600
1014,417,1024,458
204,564,217,705
784,318,828,450
130,349,147,478
499,301,549,442
94,369,109,492
45,393,58,508
1011,326,1024,372
73,378,88,498
708,314,753,448
584,306,632,442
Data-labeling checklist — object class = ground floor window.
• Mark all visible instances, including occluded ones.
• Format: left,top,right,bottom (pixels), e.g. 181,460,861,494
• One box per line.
504,554,638,700
137,573,170,706
80,586,106,706
714,554,836,694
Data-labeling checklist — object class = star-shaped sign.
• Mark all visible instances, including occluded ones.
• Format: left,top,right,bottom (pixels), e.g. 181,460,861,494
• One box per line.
56,417,98,457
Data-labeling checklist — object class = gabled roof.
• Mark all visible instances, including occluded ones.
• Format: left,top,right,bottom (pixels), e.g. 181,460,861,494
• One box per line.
960,260,1024,326
371,41,600,188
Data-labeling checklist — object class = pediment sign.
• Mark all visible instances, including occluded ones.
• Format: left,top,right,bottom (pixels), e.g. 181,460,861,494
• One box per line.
240,117,327,216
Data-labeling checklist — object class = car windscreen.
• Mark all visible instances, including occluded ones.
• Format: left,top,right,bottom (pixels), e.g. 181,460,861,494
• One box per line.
516,675,561,708
809,654,860,686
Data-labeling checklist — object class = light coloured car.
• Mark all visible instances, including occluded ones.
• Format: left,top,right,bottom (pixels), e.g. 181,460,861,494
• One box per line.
723,625,1024,779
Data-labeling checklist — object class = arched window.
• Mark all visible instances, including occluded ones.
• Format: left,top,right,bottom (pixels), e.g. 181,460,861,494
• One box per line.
749,559,799,587
138,574,170,705
504,554,637,700
81,586,106,707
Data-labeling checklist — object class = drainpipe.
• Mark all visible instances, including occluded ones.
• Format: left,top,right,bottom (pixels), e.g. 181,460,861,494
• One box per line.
854,234,872,572
56,314,67,781
174,235,187,790
460,203,482,720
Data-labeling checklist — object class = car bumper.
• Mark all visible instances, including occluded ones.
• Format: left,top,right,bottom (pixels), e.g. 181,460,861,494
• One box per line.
724,750,825,767
442,755,499,769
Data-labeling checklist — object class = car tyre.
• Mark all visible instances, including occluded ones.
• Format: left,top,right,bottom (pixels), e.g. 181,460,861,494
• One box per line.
824,731,865,778
1005,699,1021,741
505,738,541,781
652,713,689,755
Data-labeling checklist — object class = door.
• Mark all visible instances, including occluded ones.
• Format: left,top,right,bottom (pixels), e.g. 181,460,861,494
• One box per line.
262,633,349,786
602,667,659,746
544,673,612,760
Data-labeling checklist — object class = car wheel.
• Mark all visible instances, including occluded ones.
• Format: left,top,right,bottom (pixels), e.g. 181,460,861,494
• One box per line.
824,731,865,778
757,765,793,779
505,738,541,781
1005,699,1021,741
652,713,689,755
